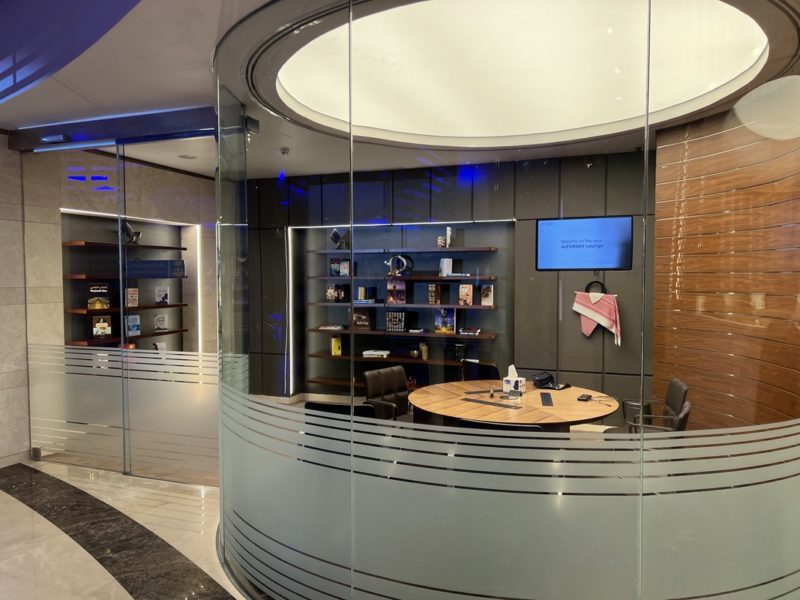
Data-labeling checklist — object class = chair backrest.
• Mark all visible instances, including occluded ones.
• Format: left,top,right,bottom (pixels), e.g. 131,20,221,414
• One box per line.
456,419,543,432
363,366,409,415
664,377,688,416
674,400,691,432
305,401,375,418
462,360,500,381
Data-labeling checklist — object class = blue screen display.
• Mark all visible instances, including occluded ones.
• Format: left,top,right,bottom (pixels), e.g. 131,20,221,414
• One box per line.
536,216,633,270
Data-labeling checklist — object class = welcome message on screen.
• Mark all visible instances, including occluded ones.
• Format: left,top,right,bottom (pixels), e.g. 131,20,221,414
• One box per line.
537,217,632,270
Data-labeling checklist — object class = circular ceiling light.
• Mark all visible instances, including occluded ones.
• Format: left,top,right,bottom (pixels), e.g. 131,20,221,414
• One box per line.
265,0,768,148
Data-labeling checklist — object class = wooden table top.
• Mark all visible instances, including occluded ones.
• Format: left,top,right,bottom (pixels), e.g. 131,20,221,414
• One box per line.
408,380,619,426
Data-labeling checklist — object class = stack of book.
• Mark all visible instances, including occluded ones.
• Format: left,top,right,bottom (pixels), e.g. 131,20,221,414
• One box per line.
362,350,390,358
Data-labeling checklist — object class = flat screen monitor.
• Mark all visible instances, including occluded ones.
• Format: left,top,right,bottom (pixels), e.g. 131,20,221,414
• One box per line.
536,216,633,271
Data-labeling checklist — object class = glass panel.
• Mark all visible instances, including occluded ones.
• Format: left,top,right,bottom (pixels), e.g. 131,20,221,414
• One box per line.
115,138,219,485
347,1,649,598
24,147,125,471
643,1,800,597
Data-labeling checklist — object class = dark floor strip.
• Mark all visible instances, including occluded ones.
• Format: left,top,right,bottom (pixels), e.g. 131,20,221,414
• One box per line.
0,463,233,600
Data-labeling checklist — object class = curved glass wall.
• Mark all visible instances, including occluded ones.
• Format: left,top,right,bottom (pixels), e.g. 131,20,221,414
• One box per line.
215,1,800,598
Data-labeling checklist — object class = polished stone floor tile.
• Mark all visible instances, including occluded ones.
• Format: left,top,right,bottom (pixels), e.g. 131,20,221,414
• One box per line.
0,464,237,600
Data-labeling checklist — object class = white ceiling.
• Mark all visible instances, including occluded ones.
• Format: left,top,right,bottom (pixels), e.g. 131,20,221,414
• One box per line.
117,136,218,178
0,0,267,130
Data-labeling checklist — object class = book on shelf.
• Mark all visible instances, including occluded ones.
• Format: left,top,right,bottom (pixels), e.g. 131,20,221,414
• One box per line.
126,287,139,307
352,308,372,330
386,311,406,332
408,328,425,333
458,327,482,336
330,335,342,356
154,313,168,331
155,285,170,305
427,284,442,305
458,284,473,306
434,308,456,334
386,280,406,305
92,315,112,338
352,299,376,305
356,286,376,301
339,259,350,276
481,285,494,306
318,324,345,330
329,258,341,276
87,283,110,310
125,315,141,336
439,258,453,277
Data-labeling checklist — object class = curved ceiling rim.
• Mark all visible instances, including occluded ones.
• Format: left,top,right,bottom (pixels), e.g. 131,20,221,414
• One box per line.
217,0,800,152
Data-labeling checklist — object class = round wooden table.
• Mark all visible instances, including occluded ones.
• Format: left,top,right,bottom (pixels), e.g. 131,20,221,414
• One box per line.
409,380,619,431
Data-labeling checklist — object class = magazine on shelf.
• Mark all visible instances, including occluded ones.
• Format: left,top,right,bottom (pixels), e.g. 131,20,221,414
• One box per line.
155,286,170,305
154,313,168,331
125,315,141,336
92,315,112,338
434,308,456,334
458,284,473,306
125,287,139,307
352,308,372,330
386,280,406,305
481,285,494,306
87,283,110,310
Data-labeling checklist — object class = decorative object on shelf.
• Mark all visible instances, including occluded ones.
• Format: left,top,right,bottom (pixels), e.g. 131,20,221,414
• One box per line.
459,327,482,336
330,335,342,357
409,349,420,359
434,308,456,334
454,343,466,361
436,236,446,248
325,284,347,302
481,285,494,306
87,283,110,310
155,285,170,305
386,280,406,305
126,287,139,307
92,316,112,338
363,349,390,358
125,315,141,337
340,259,350,276
446,226,453,248
439,258,453,277
356,286,377,303
419,342,429,361
352,308,372,330
126,259,185,278
427,284,442,305
329,228,350,249
386,311,406,332
458,284,473,306
154,313,168,331
319,324,344,330
120,219,142,244
384,254,413,276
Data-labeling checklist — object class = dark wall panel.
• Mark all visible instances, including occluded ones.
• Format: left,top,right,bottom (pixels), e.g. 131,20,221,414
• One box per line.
607,153,646,216
515,159,559,220
393,168,430,223
260,228,288,354
473,162,514,220
560,156,606,217
431,166,472,222
322,173,349,225
354,171,392,225
289,176,322,226
259,178,289,228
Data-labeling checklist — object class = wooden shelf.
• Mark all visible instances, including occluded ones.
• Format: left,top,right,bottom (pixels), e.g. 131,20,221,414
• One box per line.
63,241,186,251
308,327,497,340
309,274,497,282
308,376,365,389
65,274,188,280
67,328,188,346
67,304,188,315
309,351,465,367
308,301,495,310
308,247,496,254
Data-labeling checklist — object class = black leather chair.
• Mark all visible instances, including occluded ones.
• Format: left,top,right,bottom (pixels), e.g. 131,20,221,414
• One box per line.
461,360,500,381
363,366,409,418
456,419,543,432
621,378,690,433
304,399,395,420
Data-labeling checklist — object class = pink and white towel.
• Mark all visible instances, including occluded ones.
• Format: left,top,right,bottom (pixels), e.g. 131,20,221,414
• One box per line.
572,292,621,346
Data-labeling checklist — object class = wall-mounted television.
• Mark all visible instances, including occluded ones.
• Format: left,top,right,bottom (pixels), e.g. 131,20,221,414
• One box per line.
536,216,633,271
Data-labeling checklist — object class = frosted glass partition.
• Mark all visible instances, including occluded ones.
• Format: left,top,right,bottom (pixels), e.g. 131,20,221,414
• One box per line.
127,349,219,485
29,344,124,470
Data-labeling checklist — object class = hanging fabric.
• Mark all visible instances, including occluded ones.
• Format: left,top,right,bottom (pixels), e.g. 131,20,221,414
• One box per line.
572,281,621,346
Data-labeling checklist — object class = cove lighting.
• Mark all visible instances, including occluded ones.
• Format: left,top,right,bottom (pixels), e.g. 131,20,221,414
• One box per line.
271,0,768,148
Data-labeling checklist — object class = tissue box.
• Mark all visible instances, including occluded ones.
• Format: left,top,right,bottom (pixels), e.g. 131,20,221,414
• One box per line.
503,377,527,394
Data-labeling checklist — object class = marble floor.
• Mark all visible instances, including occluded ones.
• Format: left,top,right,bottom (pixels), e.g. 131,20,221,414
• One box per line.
0,460,247,600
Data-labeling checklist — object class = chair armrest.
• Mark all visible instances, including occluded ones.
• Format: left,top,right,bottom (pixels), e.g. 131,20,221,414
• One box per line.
622,399,655,422
364,398,397,420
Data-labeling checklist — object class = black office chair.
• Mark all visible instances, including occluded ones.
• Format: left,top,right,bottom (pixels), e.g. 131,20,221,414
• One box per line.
363,366,409,418
304,399,395,420
621,378,689,433
455,419,543,432
461,360,500,381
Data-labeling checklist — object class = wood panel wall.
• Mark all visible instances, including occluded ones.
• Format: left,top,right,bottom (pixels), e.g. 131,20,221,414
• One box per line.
654,110,800,429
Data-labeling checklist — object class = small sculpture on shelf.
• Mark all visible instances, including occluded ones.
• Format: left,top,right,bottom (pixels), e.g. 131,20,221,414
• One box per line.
384,254,413,276
120,219,141,244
